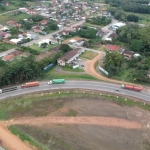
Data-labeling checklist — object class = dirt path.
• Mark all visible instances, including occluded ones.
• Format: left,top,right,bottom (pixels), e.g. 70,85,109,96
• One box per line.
85,54,141,86
0,125,33,150
0,116,142,150
2,116,142,129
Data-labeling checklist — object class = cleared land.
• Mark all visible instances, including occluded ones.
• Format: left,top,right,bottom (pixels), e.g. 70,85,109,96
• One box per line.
0,13,30,25
30,44,58,52
80,51,98,60
0,92,150,150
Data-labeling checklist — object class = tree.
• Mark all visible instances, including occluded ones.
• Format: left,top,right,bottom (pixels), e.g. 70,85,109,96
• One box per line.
104,51,123,76
60,44,72,53
127,14,139,22
130,39,143,52
40,42,48,48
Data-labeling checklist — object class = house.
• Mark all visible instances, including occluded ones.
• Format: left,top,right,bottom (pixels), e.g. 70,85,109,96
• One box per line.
18,7,28,13
147,69,150,77
57,48,84,66
33,28,42,33
122,50,135,60
7,21,21,28
40,20,48,25
38,39,51,47
2,54,14,61
106,44,120,52
0,31,11,38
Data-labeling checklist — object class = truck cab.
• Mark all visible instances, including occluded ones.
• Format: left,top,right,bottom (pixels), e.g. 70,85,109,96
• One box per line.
0,89,2,94
48,80,53,85
21,84,25,89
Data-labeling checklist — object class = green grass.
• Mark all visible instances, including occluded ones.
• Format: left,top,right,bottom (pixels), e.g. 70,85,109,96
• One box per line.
83,22,104,28
124,11,150,25
0,42,16,52
94,60,99,70
0,13,30,25
80,51,98,60
66,109,78,116
1,91,150,121
61,66,84,72
44,70,98,81
8,125,48,150
30,44,58,52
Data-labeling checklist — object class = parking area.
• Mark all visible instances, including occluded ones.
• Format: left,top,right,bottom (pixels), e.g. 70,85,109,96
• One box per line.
69,58,87,70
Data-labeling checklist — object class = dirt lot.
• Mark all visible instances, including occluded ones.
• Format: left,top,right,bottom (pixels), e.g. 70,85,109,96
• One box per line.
0,96,150,150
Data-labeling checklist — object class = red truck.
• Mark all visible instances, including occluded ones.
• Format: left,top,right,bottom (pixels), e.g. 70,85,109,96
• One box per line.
21,81,39,88
122,84,142,91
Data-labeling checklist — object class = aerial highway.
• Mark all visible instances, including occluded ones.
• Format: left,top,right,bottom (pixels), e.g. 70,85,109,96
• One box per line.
0,81,150,102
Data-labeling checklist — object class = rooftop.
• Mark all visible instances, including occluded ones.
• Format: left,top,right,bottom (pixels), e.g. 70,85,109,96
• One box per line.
106,44,120,51
58,50,78,61
2,54,14,61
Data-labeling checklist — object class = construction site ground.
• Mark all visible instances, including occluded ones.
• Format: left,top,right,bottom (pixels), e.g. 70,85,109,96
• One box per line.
0,96,150,150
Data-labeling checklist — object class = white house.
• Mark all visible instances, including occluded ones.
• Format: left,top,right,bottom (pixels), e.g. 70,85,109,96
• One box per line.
112,22,126,29
38,39,51,47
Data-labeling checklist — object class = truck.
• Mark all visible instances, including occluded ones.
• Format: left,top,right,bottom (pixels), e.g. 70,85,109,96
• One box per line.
21,81,39,88
0,86,17,94
48,79,65,85
122,84,142,91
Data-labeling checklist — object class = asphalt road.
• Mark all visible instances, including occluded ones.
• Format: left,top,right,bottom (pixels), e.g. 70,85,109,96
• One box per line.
0,81,150,102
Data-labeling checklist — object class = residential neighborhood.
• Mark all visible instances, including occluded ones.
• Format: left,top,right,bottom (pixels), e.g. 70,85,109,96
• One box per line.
0,0,149,86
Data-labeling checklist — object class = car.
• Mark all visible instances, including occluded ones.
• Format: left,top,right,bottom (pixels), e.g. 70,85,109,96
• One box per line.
115,89,120,92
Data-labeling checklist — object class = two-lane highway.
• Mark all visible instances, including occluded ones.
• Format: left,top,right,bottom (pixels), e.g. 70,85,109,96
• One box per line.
0,81,150,101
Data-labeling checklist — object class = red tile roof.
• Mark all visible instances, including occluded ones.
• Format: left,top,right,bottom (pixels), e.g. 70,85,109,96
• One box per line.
2,54,14,61
106,44,120,51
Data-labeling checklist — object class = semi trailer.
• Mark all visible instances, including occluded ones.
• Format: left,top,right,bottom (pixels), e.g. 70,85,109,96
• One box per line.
122,84,142,91
21,81,39,88
48,79,65,85
0,86,17,94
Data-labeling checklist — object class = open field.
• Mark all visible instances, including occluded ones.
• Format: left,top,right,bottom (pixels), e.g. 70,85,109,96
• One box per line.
0,42,16,52
61,66,84,72
83,22,104,28
0,13,30,25
0,91,150,150
80,51,98,60
43,68,98,81
30,44,58,52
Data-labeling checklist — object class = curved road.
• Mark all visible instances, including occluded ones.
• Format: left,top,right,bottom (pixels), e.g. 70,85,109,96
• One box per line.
0,81,150,102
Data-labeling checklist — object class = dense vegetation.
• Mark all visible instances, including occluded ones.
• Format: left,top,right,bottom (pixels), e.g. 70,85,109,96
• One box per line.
105,0,150,14
116,24,150,55
86,16,111,26
0,44,72,87
108,8,139,22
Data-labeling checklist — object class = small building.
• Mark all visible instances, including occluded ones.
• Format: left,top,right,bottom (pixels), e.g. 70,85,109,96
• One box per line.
57,48,84,66
0,31,11,38
40,20,48,25
106,44,120,52
38,39,51,47
2,54,14,61
122,50,135,60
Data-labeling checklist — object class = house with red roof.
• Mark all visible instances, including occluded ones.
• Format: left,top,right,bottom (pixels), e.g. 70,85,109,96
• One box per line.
40,20,48,25
7,21,21,28
2,54,14,61
105,44,120,52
